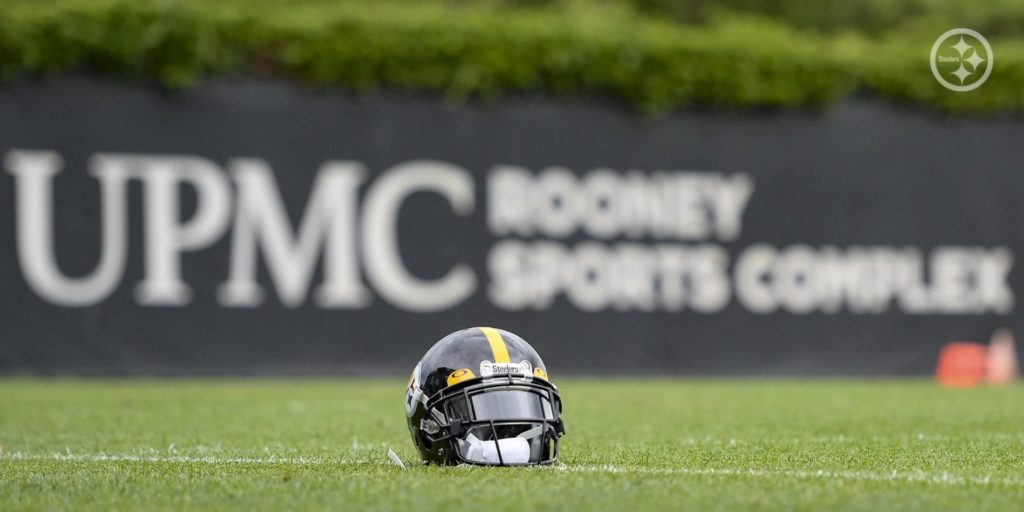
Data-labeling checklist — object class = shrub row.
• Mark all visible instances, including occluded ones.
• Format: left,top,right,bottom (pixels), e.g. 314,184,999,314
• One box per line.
0,1,1021,113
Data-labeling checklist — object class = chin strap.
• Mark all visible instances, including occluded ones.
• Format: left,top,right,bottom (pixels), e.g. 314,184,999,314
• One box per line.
516,425,545,440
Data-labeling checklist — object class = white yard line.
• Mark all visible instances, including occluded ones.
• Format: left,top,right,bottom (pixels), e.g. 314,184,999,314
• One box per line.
2,451,1022,488
666,433,1024,445
0,452,359,465
555,464,1024,487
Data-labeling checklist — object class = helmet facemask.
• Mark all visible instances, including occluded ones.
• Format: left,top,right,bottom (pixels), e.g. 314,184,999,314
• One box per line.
420,377,564,466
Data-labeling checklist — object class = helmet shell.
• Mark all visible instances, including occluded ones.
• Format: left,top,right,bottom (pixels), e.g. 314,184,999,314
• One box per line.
405,327,560,465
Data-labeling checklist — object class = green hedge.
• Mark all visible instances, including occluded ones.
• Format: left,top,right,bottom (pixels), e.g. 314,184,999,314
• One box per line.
627,0,1024,36
0,0,1022,113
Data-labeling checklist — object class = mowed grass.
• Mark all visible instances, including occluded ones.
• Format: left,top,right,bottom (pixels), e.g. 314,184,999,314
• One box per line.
1,378,1023,511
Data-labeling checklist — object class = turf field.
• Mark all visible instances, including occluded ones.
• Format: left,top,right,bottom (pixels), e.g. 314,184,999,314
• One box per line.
1,378,1022,511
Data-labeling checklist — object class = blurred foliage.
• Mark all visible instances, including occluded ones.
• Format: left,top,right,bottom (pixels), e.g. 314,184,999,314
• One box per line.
0,0,1022,113
629,0,1024,37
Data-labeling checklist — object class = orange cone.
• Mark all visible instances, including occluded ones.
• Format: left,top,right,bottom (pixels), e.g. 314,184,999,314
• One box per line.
985,329,1019,386
935,342,987,388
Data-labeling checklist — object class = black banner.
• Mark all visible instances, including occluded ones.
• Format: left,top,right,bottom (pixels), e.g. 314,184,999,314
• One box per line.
1,77,1022,375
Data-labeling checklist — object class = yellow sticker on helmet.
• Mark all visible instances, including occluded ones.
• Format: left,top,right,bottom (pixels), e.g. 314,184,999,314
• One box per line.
447,368,476,387
533,367,548,381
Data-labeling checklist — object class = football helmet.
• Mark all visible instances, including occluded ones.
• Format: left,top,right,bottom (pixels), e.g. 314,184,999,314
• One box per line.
405,327,565,465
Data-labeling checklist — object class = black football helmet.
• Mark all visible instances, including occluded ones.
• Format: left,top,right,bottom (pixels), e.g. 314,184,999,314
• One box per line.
405,327,565,465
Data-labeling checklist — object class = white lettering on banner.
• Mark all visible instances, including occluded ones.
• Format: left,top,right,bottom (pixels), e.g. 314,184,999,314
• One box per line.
5,150,130,306
218,159,368,308
361,160,476,312
488,166,754,241
1,148,1016,315
123,155,233,306
488,240,730,312
735,245,1014,314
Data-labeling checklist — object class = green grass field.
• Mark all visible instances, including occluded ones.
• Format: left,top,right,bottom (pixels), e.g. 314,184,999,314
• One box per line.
1,378,1022,511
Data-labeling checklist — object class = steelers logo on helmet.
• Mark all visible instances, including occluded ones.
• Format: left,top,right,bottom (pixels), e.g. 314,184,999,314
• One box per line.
404,327,565,466
479,359,532,379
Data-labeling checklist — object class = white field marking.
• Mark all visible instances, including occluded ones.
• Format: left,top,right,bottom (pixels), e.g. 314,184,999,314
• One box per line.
662,433,1024,446
551,464,1024,487
0,452,368,465
3,452,1022,488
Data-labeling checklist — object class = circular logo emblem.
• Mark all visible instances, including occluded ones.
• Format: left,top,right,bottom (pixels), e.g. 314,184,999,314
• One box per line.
480,360,494,377
930,28,993,92
519,360,533,377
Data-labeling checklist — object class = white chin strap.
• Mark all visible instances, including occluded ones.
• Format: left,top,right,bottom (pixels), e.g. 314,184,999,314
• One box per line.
459,426,545,465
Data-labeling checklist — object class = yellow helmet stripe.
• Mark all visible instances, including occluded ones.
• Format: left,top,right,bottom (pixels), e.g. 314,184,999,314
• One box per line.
478,327,511,364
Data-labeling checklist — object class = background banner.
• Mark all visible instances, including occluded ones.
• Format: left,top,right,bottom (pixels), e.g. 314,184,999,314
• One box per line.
1,77,1022,375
